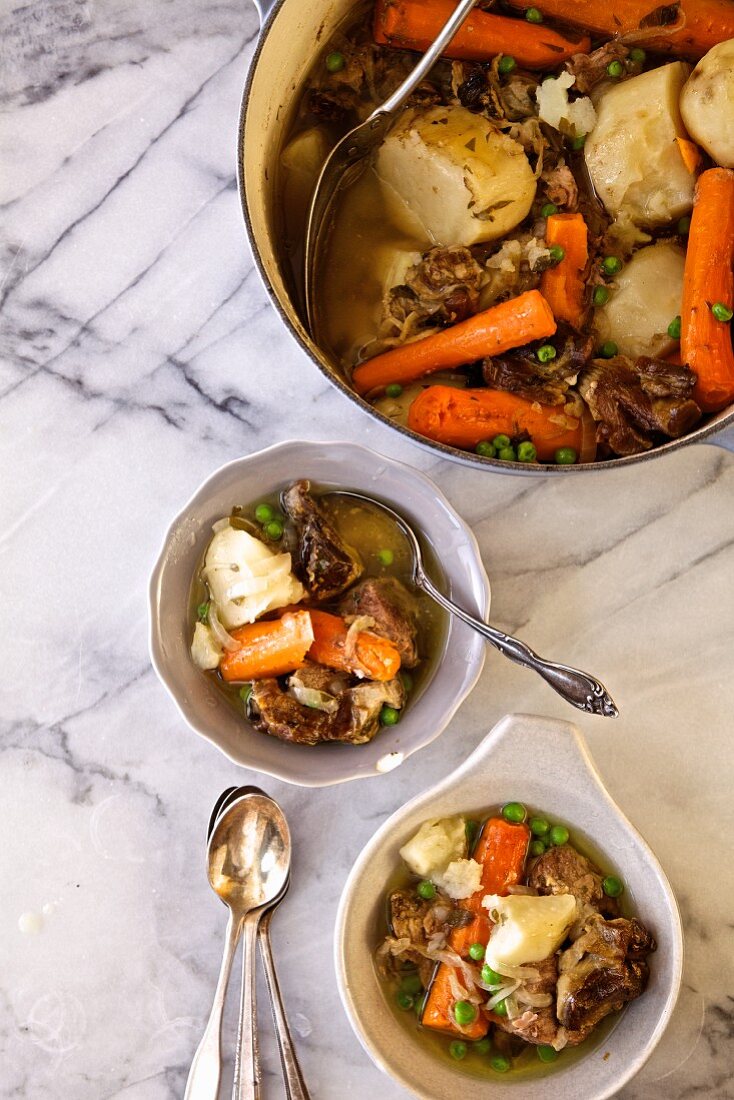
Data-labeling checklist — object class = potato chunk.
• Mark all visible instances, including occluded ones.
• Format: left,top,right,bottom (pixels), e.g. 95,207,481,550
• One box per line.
584,63,695,226
680,40,734,169
594,242,685,359
376,106,536,247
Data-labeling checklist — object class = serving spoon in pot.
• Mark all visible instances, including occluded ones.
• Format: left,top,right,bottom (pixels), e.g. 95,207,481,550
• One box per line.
304,0,480,334
323,491,619,718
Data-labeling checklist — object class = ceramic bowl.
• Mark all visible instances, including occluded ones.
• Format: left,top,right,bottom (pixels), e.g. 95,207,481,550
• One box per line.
148,440,490,786
335,713,683,1099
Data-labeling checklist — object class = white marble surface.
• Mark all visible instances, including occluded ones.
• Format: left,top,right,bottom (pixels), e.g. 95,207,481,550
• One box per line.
2,1,733,1097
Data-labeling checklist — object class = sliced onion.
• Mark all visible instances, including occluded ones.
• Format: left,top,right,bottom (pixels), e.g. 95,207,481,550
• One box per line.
552,1027,568,1051
504,992,521,1020
516,988,553,1008
212,517,230,533
485,980,520,1010
426,931,448,953
207,603,239,651
578,403,598,464
492,960,541,983
289,682,339,714
344,615,377,663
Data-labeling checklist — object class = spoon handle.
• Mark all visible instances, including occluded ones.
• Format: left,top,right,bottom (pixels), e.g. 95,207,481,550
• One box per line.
258,910,311,1100
232,912,261,1100
184,910,243,1100
418,573,619,718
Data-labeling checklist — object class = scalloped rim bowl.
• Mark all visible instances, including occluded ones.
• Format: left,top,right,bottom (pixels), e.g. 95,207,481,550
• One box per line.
335,713,683,1098
148,440,490,787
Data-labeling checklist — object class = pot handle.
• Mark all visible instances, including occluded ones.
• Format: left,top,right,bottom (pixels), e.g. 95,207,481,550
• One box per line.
702,422,734,453
252,0,278,25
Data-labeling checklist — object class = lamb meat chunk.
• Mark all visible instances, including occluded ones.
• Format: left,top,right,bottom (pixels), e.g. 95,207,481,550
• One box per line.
528,844,619,917
282,480,363,600
578,356,701,456
383,246,485,331
493,954,561,1046
383,889,458,986
565,42,631,94
541,163,579,210
483,327,594,405
250,675,403,746
339,577,420,668
557,914,656,1044
287,660,350,696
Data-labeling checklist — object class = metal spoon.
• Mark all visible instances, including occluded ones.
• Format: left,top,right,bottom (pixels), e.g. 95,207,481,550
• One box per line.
304,0,480,334
323,491,619,718
209,789,310,1100
183,791,290,1100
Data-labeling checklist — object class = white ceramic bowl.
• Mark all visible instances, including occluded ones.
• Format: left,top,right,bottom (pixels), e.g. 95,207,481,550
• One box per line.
148,440,490,786
335,713,683,1099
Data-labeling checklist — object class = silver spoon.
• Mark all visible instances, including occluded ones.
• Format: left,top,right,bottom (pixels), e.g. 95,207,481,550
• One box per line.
209,788,310,1100
304,0,480,334
183,791,290,1100
323,491,619,718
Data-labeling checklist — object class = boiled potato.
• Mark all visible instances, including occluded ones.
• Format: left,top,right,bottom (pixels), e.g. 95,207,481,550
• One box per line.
594,242,685,359
375,106,536,247
280,126,329,235
680,40,734,168
584,63,695,226
399,816,467,879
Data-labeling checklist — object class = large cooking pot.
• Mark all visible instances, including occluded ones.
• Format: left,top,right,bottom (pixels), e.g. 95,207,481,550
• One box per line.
238,0,734,472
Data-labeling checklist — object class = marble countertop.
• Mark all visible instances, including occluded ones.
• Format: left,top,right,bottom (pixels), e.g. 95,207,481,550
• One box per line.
2,1,733,1097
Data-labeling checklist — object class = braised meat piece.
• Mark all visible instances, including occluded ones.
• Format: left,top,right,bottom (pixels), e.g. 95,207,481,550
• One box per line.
383,247,486,332
282,481,363,600
528,844,619,917
541,163,579,211
578,356,701,456
557,914,656,1044
383,889,459,986
250,675,403,746
339,577,420,668
287,661,350,696
565,42,631,94
483,327,594,405
493,954,561,1046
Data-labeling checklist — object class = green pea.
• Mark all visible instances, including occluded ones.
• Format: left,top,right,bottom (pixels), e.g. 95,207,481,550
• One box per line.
474,1038,492,1055
541,202,558,218
377,548,394,566
517,441,537,463
677,215,691,236
265,519,284,540
536,344,557,363
417,880,436,900
599,340,619,358
325,50,345,73
492,434,511,448
570,133,586,150
525,6,543,21
400,972,424,996
454,1001,478,1026
593,285,610,306
530,816,549,836
607,59,624,78
475,440,496,458
603,875,625,898
492,999,508,1017
667,316,682,340
529,839,546,857
549,244,565,264
380,705,401,726
502,801,527,824
396,990,414,1011
254,503,274,524
481,964,502,986
549,824,570,846
537,1044,559,1062
711,301,733,323
555,447,577,465
602,255,622,276
239,683,253,704
498,54,517,74
385,382,403,398
197,601,210,623
491,1055,511,1072
468,942,485,961
449,1040,468,1061
498,446,517,462
399,670,414,693
465,818,479,847
629,47,646,62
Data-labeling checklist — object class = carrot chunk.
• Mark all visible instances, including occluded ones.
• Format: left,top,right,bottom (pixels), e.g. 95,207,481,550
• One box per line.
219,611,315,681
308,609,401,681
681,168,734,413
352,291,556,396
540,213,588,329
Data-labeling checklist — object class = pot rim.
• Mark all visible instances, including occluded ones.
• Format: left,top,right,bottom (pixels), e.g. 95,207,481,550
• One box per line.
236,1,734,475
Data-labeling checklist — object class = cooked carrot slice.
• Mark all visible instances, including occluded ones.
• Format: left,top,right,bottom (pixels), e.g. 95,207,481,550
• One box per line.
540,213,588,329
219,611,314,681
308,609,401,681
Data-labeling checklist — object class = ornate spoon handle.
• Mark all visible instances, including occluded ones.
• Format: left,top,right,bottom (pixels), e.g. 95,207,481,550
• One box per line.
259,908,310,1100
